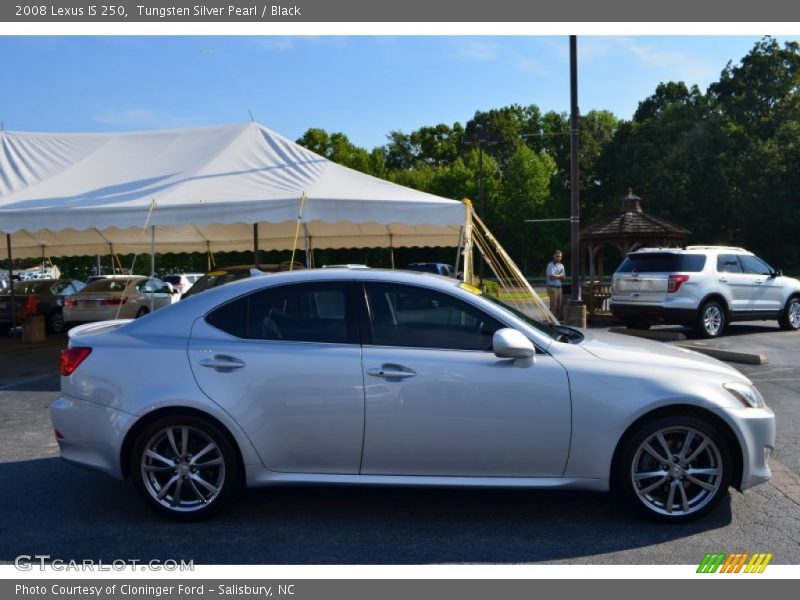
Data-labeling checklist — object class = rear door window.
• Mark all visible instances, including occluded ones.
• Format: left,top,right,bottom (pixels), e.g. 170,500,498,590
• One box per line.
717,255,744,273
616,253,706,273
206,282,354,344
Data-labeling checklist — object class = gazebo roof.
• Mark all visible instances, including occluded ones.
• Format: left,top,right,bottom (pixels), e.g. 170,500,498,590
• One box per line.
581,190,690,241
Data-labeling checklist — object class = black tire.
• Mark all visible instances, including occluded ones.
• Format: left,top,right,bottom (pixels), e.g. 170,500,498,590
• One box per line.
624,320,651,330
778,296,800,331
130,414,242,521
135,307,149,318
612,415,731,523
696,300,726,338
47,310,65,334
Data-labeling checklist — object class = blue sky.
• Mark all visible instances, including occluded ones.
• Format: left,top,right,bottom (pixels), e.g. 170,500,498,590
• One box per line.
0,36,793,149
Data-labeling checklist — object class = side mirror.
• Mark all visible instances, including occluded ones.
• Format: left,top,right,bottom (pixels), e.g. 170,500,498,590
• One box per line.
772,269,783,278
493,328,535,359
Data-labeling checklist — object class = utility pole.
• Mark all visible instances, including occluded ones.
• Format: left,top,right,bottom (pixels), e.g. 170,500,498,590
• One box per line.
566,35,585,326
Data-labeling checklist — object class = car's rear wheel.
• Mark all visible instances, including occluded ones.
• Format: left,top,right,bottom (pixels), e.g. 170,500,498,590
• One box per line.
135,307,149,318
624,320,651,330
130,415,241,520
47,310,65,334
614,416,731,522
778,297,800,331
697,300,725,338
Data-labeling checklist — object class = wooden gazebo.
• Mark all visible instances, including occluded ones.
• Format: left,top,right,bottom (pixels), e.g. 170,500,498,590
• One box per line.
580,189,690,277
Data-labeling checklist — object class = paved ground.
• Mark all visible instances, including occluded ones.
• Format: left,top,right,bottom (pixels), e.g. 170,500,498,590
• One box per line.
0,323,798,565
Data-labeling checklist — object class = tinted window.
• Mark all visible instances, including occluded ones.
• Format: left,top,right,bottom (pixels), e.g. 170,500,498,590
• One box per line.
616,253,706,273
12,281,51,295
207,282,351,344
162,275,182,285
739,255,773,275
364,283,502,351
717,254,744,273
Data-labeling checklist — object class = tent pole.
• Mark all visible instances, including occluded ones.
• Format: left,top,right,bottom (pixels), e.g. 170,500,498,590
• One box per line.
41,245,45,276
150,225,155,312
303,223,310,268
7,234,16,335
253,223,260,267
462,200,474,285
454,226,464,276
96,254,101,276
109,245,114,275
389,234,395,269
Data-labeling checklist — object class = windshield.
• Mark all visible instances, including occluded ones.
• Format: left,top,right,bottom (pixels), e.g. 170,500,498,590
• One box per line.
480,294,560,341
81,279,134,293
183,269,253,297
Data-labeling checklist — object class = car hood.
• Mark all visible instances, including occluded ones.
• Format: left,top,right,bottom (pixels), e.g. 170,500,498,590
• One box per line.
577,329,750,382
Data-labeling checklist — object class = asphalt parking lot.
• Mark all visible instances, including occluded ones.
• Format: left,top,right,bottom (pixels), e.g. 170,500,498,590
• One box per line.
0,322,798,565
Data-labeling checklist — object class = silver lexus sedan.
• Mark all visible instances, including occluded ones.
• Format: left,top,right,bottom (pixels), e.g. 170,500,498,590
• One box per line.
51,269,775,522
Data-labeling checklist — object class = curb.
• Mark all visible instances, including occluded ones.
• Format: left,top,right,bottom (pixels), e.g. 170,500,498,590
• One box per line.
608,327,687,341
676,344,769,365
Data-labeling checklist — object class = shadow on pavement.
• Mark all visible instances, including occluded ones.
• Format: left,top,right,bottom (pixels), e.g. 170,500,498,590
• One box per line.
0,457,732,565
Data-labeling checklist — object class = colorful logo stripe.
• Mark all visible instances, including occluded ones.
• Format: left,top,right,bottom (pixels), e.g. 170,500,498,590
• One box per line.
697,553,773,573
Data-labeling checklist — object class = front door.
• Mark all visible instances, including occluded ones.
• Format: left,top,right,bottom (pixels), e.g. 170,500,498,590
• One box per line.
359,282,571,478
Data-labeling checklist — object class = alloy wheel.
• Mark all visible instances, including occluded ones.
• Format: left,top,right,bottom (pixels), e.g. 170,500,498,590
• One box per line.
702,305,723,336
790,300,800,329
631,426,723,517
140,425,226,513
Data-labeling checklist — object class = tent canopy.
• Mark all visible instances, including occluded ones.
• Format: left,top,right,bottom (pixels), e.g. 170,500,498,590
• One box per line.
0,122,466,259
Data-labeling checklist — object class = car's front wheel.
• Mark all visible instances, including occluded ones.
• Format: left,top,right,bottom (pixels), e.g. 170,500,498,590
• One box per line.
130,415,241,520
614,416,731,522
778,296,800,331
697,300,726,338
135,307,149,318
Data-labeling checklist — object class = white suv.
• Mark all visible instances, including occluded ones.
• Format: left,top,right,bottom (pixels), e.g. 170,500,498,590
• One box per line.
610,246,800,337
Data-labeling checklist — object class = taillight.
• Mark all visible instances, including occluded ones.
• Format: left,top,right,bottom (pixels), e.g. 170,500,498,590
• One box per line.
100,297,126,305
668,274,690,293
64,298,77,307
60,347,92,376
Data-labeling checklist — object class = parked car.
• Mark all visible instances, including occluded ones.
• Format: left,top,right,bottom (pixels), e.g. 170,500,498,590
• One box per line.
0,279,85,334
52,269,774,522
63,276,177,324
162,273,204,295
610,246,800,337
405,262,456,277
181,262,303,299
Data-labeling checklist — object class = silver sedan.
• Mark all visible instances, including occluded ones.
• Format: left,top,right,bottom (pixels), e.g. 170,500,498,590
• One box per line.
51,269,775,522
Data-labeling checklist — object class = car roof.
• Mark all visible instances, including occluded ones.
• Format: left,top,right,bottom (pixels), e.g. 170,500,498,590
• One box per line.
628,246,754,255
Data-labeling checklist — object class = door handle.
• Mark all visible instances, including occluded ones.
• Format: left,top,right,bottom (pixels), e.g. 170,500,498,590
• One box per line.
366,366,416,379
754,280,764,285
199,355,245,370
718,277,727,283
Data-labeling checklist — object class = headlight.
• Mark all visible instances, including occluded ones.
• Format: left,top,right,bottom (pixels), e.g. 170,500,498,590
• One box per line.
724,382,765,408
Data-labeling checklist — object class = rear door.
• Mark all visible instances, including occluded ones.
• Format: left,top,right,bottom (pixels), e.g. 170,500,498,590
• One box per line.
187,281,365,474
716,254,753,313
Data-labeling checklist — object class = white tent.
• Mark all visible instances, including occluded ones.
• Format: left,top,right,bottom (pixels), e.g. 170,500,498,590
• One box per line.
0,122,467,260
